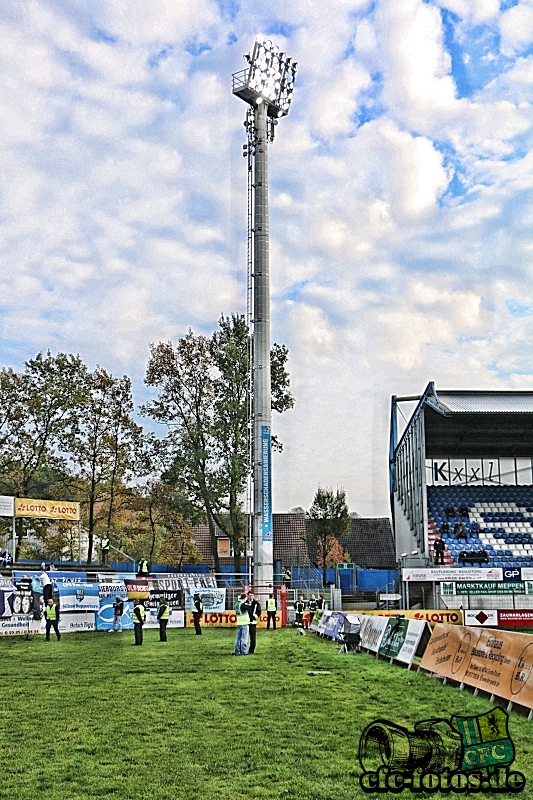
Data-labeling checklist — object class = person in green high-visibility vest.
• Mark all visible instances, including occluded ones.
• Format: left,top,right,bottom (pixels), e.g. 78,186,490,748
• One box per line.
138,559,150,576
157,598,170,642
266,593,277,630
45,598,61,641
132,599,146,646
233,593,249,655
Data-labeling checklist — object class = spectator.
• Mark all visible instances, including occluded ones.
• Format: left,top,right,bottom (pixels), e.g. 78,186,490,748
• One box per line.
40,569,53,603
454,521,468,541
112,596,124,632
434,535,446,566
440,521,449,535
445,505,455,519
470,521,480,534
233,593,249,655
459,504,469,518
458,548,468,565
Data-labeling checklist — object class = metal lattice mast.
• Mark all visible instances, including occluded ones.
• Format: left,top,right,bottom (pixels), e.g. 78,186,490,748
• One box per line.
233,37,297,588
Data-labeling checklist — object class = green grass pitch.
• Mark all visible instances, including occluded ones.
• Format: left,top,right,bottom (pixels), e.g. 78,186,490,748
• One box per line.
2,627,533,799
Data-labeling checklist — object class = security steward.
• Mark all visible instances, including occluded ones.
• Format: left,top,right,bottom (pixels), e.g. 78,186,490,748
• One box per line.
101,536,110,566
266,593,277,630
282,567,292,586
45,598,61,641
133,599,146,646
138,558,150,576
192,593,203,635
157,598,170,642
308,594,317,614
294,595,305,627
246,590,261,654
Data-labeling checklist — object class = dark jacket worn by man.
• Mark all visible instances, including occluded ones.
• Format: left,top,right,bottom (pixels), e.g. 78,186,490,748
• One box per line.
245,593,261,654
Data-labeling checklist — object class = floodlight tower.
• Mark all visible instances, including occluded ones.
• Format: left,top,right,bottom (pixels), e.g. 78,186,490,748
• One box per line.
232,38,297,588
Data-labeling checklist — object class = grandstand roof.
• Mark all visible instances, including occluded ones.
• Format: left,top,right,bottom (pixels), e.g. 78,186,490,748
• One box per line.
424,386,533,457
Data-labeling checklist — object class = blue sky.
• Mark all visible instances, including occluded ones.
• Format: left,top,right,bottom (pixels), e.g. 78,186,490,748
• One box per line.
1,0,533,515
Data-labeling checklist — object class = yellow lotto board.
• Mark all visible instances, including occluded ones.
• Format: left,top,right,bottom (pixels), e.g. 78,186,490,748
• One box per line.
186,611,282,628
357,609,463,625
15,497,80,521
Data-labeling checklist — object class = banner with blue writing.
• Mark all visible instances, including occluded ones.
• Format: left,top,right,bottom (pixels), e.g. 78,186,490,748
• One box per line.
261,425,273,541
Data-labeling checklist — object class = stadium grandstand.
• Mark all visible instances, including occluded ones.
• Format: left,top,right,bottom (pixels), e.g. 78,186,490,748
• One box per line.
390,382,533,572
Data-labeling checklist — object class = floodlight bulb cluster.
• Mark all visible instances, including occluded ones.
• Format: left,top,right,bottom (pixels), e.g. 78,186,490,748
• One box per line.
244,37,297,115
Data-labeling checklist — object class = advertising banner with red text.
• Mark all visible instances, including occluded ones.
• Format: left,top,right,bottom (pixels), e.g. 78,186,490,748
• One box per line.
185,611,281,628
358,609,463,626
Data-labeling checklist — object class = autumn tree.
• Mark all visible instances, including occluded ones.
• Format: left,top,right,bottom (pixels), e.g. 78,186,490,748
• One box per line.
64,367,145,564
304,486,350,587
143,315,295,574
0,352,88,554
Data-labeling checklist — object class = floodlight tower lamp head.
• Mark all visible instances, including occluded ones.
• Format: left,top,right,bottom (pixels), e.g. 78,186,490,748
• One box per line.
232,36,297,119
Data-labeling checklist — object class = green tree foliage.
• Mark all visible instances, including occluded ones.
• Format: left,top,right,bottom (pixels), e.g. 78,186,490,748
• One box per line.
143,315,295,573
0,352,88,554
65,367,145,564
143,330,222,572
304,486,350,587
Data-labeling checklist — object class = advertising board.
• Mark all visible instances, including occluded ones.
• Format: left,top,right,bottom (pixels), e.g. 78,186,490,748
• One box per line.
357,609,463,626
420,623,533,709
378,618,428,666
403,567,503,582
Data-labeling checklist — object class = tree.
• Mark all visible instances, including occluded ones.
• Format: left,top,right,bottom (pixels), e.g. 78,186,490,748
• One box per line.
65,367,144,564
0,352,88,554
120,482,202,568
143,331,222,572
143,316,295,574
304,487,350,587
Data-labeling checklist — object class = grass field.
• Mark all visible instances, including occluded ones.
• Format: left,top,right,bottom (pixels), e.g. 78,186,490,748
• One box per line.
2,626,533,800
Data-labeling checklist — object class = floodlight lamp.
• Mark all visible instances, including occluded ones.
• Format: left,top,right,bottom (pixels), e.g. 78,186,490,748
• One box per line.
400,552,407,558
411,550,418,555
233,38,297,117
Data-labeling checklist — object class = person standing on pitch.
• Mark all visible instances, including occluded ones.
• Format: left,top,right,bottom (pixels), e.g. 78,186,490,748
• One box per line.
266,593,277,630
294,595,305,627
132,599,145,646
157,597,170,641
45,598,61,641
112,596,124,632
192,593,203,635
308,594,317,614
233,593,249,655
317,595,325,610
245,590,261,654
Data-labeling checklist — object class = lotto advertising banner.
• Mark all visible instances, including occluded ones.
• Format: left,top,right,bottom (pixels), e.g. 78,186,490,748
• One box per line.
420,623,533,709
185,611,280,628
15,497,80,521
358,609,464,626
378,618,428,666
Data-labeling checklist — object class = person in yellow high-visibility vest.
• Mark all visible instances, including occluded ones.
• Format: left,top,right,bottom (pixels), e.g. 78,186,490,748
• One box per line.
266,594,277,630
132,599,146,646
233,594,249,655
45,598,61,641
157,598,170,642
